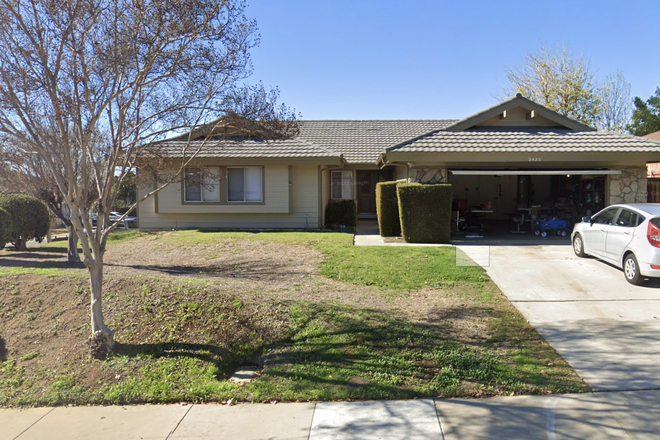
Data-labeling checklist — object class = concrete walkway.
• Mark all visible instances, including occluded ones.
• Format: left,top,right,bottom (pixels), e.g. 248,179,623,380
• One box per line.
354,220,450,246
458,244,660,392
5,391,660,439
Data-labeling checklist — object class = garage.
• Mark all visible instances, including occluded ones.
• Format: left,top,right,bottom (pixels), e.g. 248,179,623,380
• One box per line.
448,169,620,236
376,96,660,241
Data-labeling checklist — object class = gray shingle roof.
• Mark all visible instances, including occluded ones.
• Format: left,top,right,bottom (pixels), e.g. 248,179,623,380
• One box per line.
155,138,339,159
298,120,456,163
388,127,660,153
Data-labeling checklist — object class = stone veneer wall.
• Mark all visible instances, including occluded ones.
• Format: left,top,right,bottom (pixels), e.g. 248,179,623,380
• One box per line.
409,167,447,184
609,167,648,204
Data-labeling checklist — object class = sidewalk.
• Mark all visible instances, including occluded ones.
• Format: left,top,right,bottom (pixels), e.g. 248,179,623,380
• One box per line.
4,391,660,439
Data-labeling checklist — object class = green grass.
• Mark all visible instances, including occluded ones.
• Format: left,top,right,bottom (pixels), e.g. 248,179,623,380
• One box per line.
106,229,144,243
0,267,73,277
1,298,585,406
0,229,590,406
248,231,353,246
319,246,487,291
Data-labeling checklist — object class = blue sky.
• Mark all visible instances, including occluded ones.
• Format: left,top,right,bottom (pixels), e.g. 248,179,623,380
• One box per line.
245,0,660,121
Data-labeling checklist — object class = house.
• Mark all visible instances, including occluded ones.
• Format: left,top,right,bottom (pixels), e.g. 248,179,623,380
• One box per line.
137,95,660,231
645,131,660,142
644,131,660,202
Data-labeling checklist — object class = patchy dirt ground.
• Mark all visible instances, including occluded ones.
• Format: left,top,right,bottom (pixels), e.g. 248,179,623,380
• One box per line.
1,233,582,405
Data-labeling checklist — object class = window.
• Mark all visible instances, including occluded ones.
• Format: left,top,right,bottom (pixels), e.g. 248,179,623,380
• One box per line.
228,167,263,202
184,167,220,202
593,207,619,225
616,209,644,227
331,170,353,200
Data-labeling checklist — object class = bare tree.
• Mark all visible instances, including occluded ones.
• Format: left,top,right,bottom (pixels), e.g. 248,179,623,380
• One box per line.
0,0,298,358
503,42,601,125
597,70,632,132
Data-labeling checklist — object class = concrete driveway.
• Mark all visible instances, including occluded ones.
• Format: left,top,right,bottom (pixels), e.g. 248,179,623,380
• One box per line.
457,244,660,392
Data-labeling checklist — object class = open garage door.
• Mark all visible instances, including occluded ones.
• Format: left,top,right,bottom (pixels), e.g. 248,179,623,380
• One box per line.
447,169,620,236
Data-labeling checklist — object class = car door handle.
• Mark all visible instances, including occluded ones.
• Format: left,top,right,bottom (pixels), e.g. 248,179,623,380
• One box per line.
624,231,631,235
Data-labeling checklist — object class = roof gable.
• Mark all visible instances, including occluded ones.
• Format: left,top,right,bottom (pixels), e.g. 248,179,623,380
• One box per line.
444,94,595,132
385,127,660,155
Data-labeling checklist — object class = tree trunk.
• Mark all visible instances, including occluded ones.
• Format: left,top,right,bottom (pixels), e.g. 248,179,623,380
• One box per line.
88,259,114,359
14,236,26,251
67,225,80,263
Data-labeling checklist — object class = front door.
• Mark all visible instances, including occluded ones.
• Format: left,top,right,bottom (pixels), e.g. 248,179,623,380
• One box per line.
356,170,378,216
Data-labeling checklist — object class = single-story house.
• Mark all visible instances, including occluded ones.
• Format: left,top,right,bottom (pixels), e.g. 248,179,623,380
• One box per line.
137,95,660,231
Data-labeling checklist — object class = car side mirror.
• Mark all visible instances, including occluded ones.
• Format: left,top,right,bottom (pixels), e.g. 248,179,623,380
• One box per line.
582,216,592,225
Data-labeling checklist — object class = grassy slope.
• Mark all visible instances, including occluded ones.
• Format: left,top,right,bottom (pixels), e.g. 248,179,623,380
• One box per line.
0,231,589,406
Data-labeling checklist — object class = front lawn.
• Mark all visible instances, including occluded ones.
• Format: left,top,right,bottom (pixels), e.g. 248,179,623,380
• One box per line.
0,231,589,406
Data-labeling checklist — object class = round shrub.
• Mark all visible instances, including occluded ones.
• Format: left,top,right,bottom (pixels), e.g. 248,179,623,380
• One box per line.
0,207,12,249
0,194,50,250
325,199,357,228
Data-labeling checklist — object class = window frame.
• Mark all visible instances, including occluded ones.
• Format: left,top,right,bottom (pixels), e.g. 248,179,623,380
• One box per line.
227,166,264,203
183,167,221,203
331,170,354,200
614,209,645,228
592,207,620,225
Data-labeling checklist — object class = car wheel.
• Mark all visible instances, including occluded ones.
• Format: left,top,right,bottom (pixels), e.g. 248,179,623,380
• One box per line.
573,234,585,257
624,253,644,285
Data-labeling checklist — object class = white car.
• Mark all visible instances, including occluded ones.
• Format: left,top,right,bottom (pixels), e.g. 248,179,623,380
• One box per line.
91,212,138,228
572,203,660,285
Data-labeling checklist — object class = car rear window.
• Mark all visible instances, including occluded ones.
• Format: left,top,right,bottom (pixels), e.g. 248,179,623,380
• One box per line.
637,214,647,226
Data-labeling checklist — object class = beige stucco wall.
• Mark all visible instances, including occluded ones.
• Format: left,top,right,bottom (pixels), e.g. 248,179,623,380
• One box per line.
320,167,331,228
476,106,561,128
138,164,320,230
393,165,407,181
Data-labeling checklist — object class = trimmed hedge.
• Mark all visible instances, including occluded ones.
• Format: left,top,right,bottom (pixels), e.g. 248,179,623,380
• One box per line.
0,194,50,250
397,183,452,243
376,181,401,237
0,207,12,249
325,199,357,227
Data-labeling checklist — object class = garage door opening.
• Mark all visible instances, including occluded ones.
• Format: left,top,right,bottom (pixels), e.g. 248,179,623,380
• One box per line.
448,169,619,238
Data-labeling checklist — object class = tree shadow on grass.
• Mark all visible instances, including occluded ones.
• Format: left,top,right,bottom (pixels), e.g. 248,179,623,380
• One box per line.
112,342,240,379
104,258,310,279
0,254,85,269
1,251,67,260
0,336,6,362
26,246,71,254
105,301,574,402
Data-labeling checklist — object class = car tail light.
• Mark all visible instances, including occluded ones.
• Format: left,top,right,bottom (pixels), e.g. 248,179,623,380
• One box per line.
648,219,660,248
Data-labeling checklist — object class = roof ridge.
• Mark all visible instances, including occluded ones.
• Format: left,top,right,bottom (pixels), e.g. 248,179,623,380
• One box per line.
300,119,458,122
